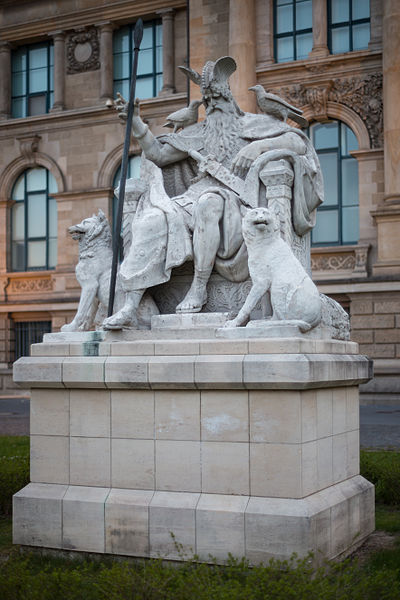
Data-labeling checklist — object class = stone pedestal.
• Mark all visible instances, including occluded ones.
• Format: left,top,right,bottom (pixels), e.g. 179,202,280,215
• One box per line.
13,325,374,564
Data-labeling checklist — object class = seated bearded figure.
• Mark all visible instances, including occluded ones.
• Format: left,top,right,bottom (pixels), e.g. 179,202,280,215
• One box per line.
103,56,323,330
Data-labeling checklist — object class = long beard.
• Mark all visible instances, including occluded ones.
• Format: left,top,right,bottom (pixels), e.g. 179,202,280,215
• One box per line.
203,106,241,164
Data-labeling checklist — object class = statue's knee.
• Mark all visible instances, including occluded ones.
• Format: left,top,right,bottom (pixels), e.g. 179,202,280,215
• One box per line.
195,193,224,221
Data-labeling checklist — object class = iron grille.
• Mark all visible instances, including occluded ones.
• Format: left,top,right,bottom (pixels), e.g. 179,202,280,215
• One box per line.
14,321,51,361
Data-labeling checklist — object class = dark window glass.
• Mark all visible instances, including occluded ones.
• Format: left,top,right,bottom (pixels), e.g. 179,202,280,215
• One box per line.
274,0,312,63
311,121,359,246
11,168,58,271
113,20,163,100
11,42,54,118
329,0,370,54
14,321,51,360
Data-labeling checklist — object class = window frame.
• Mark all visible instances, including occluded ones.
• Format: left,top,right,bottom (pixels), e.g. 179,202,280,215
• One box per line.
10,168,57,272
328,0,370,54
273,0,313,63
310,120,359,248
113,20,162,100
11,41,54,119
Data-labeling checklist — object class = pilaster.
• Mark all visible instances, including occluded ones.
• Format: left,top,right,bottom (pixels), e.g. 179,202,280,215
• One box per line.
308,0,329,58
157,9,176,96
49,31,66,112
229,0,256,112
373,0,400,276
98,21,116,101
0,42,12,119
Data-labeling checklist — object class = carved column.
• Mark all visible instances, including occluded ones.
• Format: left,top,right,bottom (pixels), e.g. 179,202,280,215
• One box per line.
0,42,11,119
99,22,115,100
372,0,400,276
50,31,66,111
157,8,175,96
229,0,256,112
309,0,329,58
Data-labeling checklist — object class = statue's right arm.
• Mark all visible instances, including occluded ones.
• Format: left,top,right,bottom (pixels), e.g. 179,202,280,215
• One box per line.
116,95,188,167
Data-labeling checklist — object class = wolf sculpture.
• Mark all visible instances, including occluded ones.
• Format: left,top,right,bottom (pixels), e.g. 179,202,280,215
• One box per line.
225,207,322,331
61,210,158,332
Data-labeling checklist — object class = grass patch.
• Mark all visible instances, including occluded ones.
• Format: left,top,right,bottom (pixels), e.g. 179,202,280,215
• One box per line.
1,550,400,600
376,505,400,533
0,436,29,516
1,439,400,598
0,517,12,553
360,449,400,505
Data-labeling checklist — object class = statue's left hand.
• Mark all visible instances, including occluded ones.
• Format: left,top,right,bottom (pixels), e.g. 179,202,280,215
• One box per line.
231,141,264,175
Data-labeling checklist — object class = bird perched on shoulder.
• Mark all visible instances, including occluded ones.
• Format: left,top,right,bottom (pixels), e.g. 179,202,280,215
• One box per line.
249,85,308,128
163,99,203,133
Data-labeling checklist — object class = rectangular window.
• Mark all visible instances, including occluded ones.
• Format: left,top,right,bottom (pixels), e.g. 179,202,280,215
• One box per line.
113,20,163,101
329,0,370,54
274,0,312,63
14,321,51,360
11,42,54,118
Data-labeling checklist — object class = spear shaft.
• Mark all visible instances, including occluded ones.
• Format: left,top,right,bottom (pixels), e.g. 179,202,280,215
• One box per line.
108,18,144,317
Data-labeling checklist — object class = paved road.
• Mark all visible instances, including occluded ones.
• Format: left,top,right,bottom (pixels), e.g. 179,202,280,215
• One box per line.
360,405,400,449
0,397,399,448
0,396,30,436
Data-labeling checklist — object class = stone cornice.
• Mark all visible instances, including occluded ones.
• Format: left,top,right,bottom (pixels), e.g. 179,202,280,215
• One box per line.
0,0,186,43
256,50,382,87
0,93,187,139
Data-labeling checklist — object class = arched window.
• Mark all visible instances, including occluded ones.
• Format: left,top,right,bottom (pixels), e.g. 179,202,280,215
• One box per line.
11,167,58,271
311,120,359,246
112,154,142,228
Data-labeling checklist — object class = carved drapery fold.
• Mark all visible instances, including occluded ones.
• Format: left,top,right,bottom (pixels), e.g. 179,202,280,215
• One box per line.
274,73,383,148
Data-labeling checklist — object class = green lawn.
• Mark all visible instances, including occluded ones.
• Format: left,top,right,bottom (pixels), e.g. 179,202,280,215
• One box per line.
0,437,399,599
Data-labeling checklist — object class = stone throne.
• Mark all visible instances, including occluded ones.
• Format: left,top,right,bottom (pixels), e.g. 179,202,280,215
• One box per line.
12,57,374,563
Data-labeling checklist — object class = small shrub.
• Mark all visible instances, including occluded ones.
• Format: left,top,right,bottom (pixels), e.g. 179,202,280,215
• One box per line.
360,450,400,505
0,436,29,516
0,551,399,600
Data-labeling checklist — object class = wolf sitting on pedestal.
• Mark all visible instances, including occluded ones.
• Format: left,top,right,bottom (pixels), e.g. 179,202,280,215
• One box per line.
225,208,322,331
61,209,158,332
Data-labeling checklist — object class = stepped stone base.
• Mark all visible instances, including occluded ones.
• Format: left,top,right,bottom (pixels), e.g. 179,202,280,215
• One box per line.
14,476,374,563
12,325,374,564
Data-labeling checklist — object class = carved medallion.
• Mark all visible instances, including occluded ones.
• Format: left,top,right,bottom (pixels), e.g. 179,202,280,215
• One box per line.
67,27,100,74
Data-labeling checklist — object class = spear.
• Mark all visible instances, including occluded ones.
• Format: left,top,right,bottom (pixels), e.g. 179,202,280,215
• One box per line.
108,18,144,317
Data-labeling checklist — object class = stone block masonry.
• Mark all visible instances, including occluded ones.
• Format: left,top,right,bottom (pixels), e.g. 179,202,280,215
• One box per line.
12,332,374,564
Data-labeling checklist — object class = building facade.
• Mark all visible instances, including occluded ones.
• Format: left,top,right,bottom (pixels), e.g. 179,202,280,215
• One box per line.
0,0,398,403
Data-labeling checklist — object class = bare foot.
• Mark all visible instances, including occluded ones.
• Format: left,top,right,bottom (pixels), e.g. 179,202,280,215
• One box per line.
102,308,138,330
176,281,207,313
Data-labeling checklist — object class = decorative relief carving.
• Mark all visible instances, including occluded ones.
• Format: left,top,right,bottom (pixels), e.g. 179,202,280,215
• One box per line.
311,244,369,277
8,277,53,294
311,254,356,272
275,73,383,148
66,27,100,74
17,135,41,163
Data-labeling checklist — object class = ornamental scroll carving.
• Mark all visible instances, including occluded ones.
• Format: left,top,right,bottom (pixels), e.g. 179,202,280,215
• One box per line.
274,73,383,148
311,254,356,272
66,27,100,74
8,277,53,294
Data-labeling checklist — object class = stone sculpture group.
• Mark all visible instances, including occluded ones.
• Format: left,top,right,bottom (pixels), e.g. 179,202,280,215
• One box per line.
63,55,349,339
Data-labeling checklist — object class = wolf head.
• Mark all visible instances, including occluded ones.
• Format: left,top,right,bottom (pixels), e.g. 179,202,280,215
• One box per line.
242,207,280,245
68,209,111,246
